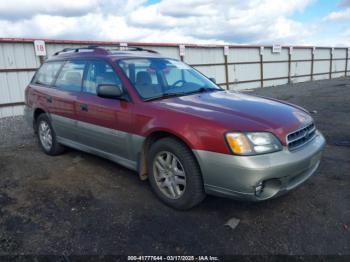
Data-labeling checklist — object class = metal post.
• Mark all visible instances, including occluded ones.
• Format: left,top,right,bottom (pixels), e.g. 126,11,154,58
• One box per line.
259,47,264,88
288,50,292,84
345,48,348,77
329,48,333,79
39,56,44,65
223,45,230,90
180,55,185,80
311,48,314,81
179,45,185,80
179,44,185,62
224,55,229,90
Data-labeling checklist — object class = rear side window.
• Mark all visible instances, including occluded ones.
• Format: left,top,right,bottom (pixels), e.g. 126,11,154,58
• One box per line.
83,60,121,95
32,62,63,86
55,60,86,92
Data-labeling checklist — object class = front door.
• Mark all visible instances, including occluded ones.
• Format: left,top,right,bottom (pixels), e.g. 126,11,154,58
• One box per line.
75,60,134,160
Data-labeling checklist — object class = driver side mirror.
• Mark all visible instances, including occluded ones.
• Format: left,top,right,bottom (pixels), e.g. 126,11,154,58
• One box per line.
97,84,123,99
209,77,216,83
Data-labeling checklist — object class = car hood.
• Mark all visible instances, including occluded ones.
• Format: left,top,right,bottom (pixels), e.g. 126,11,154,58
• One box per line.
152,90,313,145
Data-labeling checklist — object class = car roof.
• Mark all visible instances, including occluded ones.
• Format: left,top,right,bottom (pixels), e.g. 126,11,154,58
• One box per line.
46,46,166,62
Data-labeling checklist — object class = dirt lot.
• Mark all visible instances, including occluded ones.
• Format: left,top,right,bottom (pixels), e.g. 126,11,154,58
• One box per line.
0,78,349,255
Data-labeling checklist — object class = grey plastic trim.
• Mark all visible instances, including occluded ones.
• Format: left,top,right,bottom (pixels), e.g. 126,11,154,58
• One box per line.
23,105,34,127
193,131,326,200
57,136,138,171
50,113,145,170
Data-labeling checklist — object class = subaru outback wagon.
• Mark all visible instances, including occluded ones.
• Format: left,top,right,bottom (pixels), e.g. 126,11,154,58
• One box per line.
24,46,325,209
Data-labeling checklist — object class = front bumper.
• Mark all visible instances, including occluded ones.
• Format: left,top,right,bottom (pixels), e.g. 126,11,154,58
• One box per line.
193,131,326,201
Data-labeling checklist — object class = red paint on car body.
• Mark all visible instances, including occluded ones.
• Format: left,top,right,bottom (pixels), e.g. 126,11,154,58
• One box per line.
25,53,313,155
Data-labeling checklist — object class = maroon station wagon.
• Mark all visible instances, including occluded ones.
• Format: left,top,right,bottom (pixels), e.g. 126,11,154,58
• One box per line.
24,46,326,209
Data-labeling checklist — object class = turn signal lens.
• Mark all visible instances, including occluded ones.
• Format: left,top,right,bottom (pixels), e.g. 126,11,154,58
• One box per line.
226,133,253,155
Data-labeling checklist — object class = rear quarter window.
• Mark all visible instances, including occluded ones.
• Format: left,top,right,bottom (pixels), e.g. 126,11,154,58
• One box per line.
32,61,64,86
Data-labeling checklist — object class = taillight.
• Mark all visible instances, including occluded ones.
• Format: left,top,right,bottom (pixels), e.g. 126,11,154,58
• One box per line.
24,85,30,105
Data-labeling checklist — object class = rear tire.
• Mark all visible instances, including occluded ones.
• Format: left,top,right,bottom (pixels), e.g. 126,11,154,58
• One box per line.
147,137,206,210
36,114,64,156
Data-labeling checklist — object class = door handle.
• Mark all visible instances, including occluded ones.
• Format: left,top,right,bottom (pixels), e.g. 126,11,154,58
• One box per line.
80,103,88,112
46,96,52,103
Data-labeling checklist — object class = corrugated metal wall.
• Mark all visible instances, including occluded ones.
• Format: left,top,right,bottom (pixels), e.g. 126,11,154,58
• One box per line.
0,38,349,118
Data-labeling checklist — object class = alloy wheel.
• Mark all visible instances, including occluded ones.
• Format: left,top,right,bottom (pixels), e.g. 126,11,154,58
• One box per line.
38,120,52,151
152,151,187,199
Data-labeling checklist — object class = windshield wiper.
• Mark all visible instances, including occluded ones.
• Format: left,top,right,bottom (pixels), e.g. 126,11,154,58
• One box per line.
143,92,187,101
143,87,223,102
184,87,224,95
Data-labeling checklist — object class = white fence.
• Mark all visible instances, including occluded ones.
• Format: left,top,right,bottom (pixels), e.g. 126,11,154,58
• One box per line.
0,38,349,118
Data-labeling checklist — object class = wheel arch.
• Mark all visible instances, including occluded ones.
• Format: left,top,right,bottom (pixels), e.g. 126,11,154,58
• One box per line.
138,130,198,180
34,108,46,120
33,107,47,131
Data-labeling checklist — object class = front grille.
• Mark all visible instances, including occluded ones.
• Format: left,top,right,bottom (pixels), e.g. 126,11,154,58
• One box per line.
287,122,316,151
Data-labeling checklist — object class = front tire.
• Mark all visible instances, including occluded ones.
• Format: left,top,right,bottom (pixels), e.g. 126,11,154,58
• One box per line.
147,137,206,210
36,114,64,156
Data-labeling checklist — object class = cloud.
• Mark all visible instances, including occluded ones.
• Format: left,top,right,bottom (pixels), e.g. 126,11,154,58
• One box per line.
323,8,350,21
0,0,99,20
338,0,350,7
127,0,315,44
0,0,341,46
0,0,148,20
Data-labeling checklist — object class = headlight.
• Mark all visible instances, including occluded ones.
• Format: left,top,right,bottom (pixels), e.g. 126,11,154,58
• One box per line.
225,132,282,155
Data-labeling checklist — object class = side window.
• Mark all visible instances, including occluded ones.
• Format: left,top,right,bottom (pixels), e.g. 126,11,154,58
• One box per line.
55,60,86,92
32,62,63,86
135,67,159,85
83,60,122,95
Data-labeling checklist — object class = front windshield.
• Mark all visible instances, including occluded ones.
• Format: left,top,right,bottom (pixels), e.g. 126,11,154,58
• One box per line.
117,58,222,100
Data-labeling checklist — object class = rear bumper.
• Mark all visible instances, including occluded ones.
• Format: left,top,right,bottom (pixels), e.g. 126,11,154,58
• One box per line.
193,131,326,201
23,105,34,128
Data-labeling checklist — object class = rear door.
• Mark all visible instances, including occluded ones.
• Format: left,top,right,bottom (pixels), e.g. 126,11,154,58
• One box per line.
50,60,87,141
75,59,134,160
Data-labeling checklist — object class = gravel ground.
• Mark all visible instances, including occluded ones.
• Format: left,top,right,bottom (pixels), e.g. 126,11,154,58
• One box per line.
0,78,349,255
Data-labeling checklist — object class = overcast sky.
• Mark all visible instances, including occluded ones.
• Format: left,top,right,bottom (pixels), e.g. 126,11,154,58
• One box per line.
0,0,349,46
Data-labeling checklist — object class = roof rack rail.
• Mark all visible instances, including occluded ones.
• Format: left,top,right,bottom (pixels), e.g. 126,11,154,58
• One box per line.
91,45,159,54
53,45,159,56
120,46,159,53
53,46,103,56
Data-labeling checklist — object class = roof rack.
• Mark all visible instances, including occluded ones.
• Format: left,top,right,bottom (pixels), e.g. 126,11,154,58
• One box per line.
53,46,100,55
53,45,159,56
